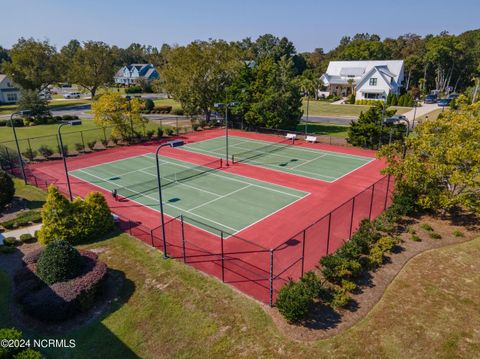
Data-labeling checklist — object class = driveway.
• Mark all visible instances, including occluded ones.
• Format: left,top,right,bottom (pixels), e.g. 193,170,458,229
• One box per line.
401,103,439,125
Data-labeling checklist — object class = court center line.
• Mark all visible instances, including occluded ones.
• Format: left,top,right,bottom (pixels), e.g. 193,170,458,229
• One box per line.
188,184,252,212
288,154,327,170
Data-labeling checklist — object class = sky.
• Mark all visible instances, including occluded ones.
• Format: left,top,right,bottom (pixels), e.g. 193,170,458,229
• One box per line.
1,0,480,52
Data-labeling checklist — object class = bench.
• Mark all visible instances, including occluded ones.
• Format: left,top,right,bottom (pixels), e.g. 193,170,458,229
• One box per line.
285,133,297,141
305,135,317,143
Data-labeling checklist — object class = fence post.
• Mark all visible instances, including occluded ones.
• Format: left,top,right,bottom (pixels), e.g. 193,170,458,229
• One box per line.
181,215,186,263
55,134,61,155
176,117,179,136
103,127,107,142
349,197,356,239
269,249,274,307
326,212,332,255
220,231,225,282
150,229,154,247
384,175,391,209
301,230,306,277
80,131,86,152
27,139,32,159
369,183,375,220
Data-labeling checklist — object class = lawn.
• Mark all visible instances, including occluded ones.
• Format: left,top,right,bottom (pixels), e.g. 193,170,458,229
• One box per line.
417,108,444,122
153,98,182,111
296,122,349,138
303,100,413,119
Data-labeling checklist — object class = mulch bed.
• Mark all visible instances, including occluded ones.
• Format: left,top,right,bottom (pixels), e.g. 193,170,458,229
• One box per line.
0,242,124,334
265,213,480,341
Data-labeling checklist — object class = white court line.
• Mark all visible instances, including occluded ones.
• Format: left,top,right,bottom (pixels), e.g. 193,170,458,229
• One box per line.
73,152,154,171
73,168,240,232
288,154,327,170
188,184,252,212
137,168,222,198
141,153,306,199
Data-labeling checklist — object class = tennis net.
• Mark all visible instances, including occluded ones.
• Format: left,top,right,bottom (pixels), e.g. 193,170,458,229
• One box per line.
232,138,293,164
116,158,222,199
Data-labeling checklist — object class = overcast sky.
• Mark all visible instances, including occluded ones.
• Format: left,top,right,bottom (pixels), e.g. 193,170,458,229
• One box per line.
1,0,479,52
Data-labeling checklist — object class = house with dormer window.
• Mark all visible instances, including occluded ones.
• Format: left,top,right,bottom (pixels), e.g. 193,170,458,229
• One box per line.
0,74,21,104
114,64,159,85
320,60,404,100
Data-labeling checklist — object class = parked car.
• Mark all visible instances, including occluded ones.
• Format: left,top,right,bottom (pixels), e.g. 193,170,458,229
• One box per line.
424,95,438,104
437,98,452,107
63,92,81,99
447,93,459,99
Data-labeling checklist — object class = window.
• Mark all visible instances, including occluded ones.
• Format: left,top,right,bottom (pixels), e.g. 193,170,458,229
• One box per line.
369,78,377,86
6,93,18,102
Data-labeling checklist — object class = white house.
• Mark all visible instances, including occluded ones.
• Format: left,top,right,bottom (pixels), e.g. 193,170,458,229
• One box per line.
0,74,21,104
320,60,404,101
114,64,159,85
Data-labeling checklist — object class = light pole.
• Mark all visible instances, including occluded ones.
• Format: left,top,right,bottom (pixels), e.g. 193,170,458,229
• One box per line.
10,110,31,184
214,102,240,165
155,139,185,259
58,123,73,201
304,92,310,138
412,99,418,128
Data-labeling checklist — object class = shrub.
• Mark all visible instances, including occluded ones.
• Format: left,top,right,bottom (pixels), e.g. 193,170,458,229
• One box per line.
144,99,154,112
171,108,183,115
340,279,357,292
429,232,442,239
16,250,107,322
0,327,22,358
407,226,416,235
146,129,155,139
22,148,37,162
75,143,85,152
1,210,42,230
37,145,53,158
3,237,17,246
36,240,83,284
368,236,398,268
411,234,421,242
0,119,7,126
156,127,164,138
330,287,351,308
452,230,464,237
13,348,43,359
125,85,142,94
320,254,362,283
420,223,434,232
0,171,15,211
348,94,356,104
299,271,324,298
276,280,313,323
165,127,175,136
19,233,34,243
192,123,200,131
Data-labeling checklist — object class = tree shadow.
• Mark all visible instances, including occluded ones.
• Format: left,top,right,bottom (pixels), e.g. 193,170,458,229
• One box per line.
301,302,342,330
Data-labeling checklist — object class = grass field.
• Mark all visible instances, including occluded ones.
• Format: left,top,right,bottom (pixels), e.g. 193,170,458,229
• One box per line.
70,153,308,234
303,100,412,118
0,99,92,116
296,122,350,138
182,135,372,182
1,182,479,358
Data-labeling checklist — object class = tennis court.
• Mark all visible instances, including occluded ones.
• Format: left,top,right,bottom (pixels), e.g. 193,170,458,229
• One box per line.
181,135,374,182
69,153,308,236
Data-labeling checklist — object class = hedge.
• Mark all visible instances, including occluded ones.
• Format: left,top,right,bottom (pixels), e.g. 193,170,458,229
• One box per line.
15,250,107,322
0,210,42,230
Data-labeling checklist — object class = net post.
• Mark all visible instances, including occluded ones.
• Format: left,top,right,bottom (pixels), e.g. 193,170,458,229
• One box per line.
326,212,332,255
301,230,306,277
384,175,391,210
220,231,225,282
369,183,375,220
231,154,235,164
349,197,356,239
219,158,223,168
181,215,187,263
269,249,274,307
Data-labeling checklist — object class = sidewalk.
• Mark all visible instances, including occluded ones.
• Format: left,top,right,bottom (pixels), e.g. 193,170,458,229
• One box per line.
0,223,42,245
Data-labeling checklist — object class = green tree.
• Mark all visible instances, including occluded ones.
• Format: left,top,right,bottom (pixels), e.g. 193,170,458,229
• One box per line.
0,46,10,65
92,92,147,140
17,89,50,118
379,103,480,214
0,171,14,211
241,57,303,129
66,41,115,98
162,40,242,121
1,38,58,91
83,191,115,238
347,104,401,148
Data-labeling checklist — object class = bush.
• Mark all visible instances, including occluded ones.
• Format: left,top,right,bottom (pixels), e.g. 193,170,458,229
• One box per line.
125,85,142,94
299,271,325,298
165,127,175,136
429,232,442,239
320,254,362,283
144,99,154,112
13,348,43,359
348,94,356,104
452,230,464,237
330,287,351,309
146,129,155,139
156,127,164,138
15,250,107,322
276,280,313,323
37,145,53,158
0,327,22,358
155,105,172,114
0,245,16,254
171,108,184,115
0,171,15,211
3,237,17,246
411,234,421,242
36,240,83,284
1,210,42,230
420,223,433,232
340,279,357,293
368,236,398,268
19,233,34,243
22,148,37,162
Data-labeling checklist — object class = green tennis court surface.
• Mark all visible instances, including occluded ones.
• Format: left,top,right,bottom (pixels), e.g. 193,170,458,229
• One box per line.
182,136,374,182
70,154,308,236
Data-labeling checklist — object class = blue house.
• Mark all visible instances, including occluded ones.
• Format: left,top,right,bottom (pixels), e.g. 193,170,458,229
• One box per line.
114,64,159,85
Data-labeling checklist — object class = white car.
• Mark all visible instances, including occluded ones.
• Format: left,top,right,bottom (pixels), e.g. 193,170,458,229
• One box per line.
63,92,81,99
